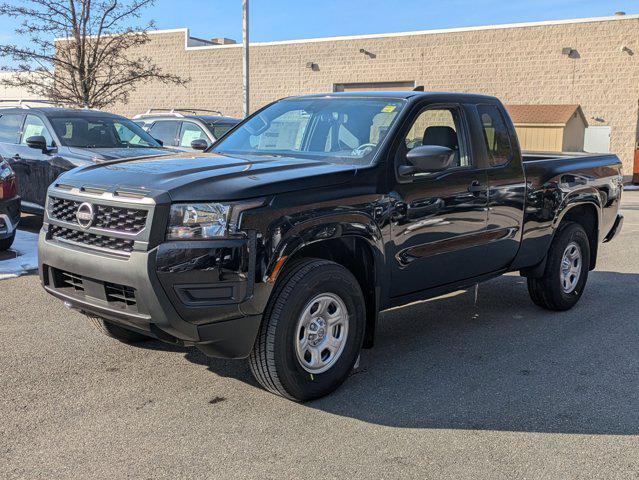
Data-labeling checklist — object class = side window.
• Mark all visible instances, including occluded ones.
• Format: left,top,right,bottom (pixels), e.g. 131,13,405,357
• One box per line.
403,107,470,168
477,105,513,167
148,121,180,146
21,115,53,146
179,122,209,147
0,114,24,144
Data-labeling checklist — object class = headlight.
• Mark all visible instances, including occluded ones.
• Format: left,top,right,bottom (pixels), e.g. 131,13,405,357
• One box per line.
166,200,264,240
167,203,231,239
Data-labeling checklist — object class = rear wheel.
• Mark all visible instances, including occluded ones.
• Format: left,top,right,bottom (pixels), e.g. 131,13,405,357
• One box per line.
527,222,590,311
87,314,151,344
249,259,365,401
0,232,15,251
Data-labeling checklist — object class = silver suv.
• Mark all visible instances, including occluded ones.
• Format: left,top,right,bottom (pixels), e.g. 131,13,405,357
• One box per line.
133,108,240,151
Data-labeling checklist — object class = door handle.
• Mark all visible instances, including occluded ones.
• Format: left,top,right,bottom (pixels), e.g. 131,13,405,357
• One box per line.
468,180,487,194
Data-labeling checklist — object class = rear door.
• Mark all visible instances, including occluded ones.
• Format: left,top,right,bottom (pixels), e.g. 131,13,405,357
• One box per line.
0,113,26,200
475,104,526,271
148,120,180,147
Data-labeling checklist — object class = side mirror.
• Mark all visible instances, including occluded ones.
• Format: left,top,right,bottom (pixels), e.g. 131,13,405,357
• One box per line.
399,145,455,176
26,135,48,152
191,139,209,151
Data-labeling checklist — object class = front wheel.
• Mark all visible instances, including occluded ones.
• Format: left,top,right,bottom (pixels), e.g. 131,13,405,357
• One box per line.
249,259,365,401
527,221,590,311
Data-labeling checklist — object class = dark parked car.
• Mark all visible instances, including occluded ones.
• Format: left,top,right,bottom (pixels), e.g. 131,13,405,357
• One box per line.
39,92,623,401
133,109,240,151
0,105,173,214
0,159,20,251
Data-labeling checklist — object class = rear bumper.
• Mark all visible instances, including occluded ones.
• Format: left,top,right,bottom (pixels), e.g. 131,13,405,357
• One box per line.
38,230,263,359
0,196,20,239
603,213,624,243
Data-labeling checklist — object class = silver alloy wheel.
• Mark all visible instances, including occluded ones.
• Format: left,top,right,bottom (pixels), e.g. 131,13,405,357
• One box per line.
560,241,582,293
294,293,349,374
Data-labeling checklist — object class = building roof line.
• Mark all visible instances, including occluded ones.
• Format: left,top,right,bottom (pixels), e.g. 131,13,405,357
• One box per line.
146,13,639,51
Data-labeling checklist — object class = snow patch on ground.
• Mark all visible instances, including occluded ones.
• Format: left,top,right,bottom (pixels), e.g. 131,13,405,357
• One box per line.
624,185,639,191
0,230,39,280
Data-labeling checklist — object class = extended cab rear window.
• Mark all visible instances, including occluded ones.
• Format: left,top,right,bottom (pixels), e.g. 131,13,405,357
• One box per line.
477,105,513,167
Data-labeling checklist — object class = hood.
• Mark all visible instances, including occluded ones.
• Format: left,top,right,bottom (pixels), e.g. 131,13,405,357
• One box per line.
67,146,177,162
56,152,358,202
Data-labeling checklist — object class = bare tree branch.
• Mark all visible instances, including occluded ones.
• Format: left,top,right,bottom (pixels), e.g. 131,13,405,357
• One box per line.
0,0,189,108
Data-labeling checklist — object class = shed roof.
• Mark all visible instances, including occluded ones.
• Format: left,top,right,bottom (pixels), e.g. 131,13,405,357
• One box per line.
505,104,587,126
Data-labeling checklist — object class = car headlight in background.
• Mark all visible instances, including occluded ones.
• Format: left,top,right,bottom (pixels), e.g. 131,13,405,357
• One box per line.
166,199,264,240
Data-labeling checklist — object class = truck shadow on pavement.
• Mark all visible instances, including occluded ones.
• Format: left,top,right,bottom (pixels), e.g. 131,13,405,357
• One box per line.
164,270,639,435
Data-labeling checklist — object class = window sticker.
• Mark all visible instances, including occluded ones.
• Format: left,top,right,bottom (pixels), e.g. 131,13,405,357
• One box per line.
381,105,397,113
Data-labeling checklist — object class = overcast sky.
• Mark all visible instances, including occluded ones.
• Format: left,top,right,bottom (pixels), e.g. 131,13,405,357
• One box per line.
0,0,636,49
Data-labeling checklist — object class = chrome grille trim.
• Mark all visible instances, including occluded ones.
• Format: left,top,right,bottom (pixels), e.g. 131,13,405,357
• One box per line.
49,196,148,234
49,225,135,254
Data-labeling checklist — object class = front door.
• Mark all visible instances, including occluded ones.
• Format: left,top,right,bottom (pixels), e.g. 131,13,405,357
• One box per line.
389,103,489,298
14,114,59,207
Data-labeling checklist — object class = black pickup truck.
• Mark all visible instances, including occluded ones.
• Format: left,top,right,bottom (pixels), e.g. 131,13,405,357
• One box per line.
38,92,624,401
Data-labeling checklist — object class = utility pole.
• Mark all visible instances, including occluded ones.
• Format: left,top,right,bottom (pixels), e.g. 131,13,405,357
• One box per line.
242,0,249,117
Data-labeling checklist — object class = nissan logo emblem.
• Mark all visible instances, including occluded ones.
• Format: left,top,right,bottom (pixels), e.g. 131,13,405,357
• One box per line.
76,202,95,229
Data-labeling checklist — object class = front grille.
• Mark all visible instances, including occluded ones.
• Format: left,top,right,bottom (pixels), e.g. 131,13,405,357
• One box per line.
48,267,141,314
59,271,84,292
49,197,148,234
105,282,137,309
50,225,134,253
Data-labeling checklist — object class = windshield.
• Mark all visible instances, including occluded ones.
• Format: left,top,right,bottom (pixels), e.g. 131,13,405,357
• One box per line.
213,97,406,165
49,115,162,149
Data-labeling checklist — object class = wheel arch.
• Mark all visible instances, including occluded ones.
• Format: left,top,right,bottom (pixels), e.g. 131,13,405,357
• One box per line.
271,234,383,349
553,199,600,270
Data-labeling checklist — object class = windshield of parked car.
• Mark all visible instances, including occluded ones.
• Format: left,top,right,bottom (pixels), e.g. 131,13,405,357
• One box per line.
212,97,406,165
49,115,162,149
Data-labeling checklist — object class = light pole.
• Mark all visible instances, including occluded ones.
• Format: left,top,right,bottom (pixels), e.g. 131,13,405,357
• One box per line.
242,0,249,117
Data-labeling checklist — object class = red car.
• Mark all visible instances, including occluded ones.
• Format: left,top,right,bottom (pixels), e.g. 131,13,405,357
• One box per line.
0,159,20,251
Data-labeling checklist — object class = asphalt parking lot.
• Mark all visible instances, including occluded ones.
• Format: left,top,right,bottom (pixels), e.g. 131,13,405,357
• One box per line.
1,193,639,479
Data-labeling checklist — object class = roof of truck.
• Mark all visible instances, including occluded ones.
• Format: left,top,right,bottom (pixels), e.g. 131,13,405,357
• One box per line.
292,91,500,102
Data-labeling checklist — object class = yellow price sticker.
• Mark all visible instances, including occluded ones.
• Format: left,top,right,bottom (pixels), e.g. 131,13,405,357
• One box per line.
381,105,396,113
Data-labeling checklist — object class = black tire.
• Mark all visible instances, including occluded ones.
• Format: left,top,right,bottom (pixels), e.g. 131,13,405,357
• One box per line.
87,314,151,344
527,221,590,311
0,232,15,251
249,259,365,401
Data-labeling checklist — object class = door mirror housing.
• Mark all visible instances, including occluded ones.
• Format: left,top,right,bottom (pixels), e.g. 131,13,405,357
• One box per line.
25,135,48,152
191,138,209,151
400,145,455,176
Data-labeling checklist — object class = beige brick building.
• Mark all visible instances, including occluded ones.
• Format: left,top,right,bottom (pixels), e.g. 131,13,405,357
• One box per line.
113,14,639,176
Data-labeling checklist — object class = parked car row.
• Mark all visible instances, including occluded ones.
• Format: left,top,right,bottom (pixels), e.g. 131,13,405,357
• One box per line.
0,101,240,216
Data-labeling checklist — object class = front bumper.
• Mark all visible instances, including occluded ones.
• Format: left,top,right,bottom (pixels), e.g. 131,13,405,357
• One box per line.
0,195,20,239
38,231,263,359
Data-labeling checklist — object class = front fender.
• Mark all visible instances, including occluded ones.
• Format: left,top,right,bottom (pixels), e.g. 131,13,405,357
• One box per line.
267,212,386,282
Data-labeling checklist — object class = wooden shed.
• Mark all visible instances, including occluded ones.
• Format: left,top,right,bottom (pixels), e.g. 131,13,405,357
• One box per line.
505,105,588,153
